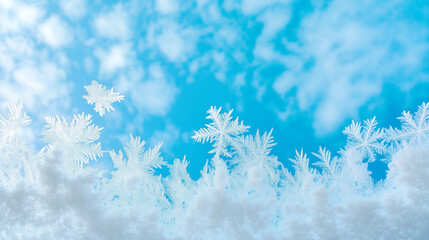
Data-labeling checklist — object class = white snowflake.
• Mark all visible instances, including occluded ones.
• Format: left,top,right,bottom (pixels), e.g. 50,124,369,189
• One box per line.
385,102,429,145
289,149,312,174
312,147,340,176
109,134,166,205
83,80,124,117
192,106,249,157
0,101,32,187
234,129,280,183
343,117,386,162
42,113,102,166
0,100,31,139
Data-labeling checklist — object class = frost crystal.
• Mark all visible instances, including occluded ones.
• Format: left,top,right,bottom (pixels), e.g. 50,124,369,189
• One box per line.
192,106,249,157
235,129,280,183
42,113,102,166
289,149,312,174
386,102,429,145
0,101,32,188
312,147,340,176
0,100,31,139
109,134,166,206
343,117,386,162
83,80,124,117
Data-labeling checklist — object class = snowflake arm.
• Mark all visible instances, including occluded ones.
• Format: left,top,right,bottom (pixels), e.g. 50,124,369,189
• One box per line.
142,142,164,172
112,134,165,173
83,80,124,117
169,156,191,180
312,147,339,176
109,134,167,206
343,117,386,162
0,100,31,138
235,129,280,183
289,149,311,174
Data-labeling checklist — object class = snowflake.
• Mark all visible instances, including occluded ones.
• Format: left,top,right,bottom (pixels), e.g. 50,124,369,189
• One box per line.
312,147,340,176
343,117,386,162
0,100,31,139
385,102,429,145
0,101,32,187
110,134,165,173
169,156,192,183
109,134,166,205
83,80,124,117
192,106,249,157
289,149,312,174
234,129,280,183
42,113,102,166
165,156,194,207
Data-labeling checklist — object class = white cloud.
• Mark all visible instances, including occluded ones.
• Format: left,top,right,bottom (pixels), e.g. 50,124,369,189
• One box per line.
313,80,381,135
0,2,44,33
273,0,429,135
156,23,196,62
0,62,70,111
83,56,94,73
253,7,291,62
94,43,134,76
155,0,179,14
94,3,131,40
38,15,73,48
241,0,290,15
0,3,71,118
59,0,87,20
16,4,44,26
130,64,179,116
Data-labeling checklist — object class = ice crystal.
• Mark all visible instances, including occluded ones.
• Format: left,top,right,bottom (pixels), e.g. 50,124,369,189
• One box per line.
312,147,340,176
343,117,386,162
289,149,312,174
192,106,249,158
42,113,102,166
234,129,280,183
0,100,31,139
385,102,429,145
109,134,166,206
83,80,124,117
0,101,32,188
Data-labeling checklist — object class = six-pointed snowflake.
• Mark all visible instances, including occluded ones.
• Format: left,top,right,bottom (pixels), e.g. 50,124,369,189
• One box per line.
83,80,124,117
192,106,249,157
343,117,386,162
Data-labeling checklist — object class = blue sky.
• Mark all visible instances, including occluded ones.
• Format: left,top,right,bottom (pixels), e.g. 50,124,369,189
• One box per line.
0,0,428,181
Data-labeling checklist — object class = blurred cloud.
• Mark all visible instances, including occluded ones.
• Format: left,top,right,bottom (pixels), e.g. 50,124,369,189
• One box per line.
59,0,87,20
128,64,179,116
94,43,134,77
38,15,73,48
253,7,291,62
240,0,290,15
0,62,71,110
148,21,198,63
155,0,179,15
94,3,131,40
0,1,44,33
273,0,429,135
0,2,71,115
